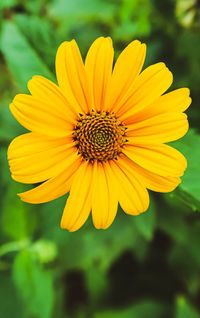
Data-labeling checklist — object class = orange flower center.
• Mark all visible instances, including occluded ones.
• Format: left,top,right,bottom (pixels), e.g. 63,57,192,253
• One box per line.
73,110,127,162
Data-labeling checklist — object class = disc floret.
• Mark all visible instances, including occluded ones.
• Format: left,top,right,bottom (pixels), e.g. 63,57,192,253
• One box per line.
73,110,127,162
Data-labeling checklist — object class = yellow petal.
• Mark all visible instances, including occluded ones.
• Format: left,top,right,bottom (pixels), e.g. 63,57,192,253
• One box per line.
8,132,70,159
117,63,173,120
85,37,114,112
125,88,191,124
109,160,149,215
118,155,181,193
91,161,118,229
61,161,92,232
126,112,189,144
103,162,119,227
10,94,73,137
8,132,76,183
56,40,91,114
28,76,77,122
153,88,191,113
124,144,187,177
19,154,81,204
106,40,146,111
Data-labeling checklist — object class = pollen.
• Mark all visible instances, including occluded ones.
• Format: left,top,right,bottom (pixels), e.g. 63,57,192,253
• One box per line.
73,110,127,162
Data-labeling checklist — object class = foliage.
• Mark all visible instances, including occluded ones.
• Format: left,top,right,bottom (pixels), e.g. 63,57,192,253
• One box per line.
0,0,200,317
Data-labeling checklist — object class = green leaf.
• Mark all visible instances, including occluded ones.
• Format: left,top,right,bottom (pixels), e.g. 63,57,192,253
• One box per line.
38,196,156,274
14,15,58,70
0,272,25,318
0,97,25,142
173,130,200,209
175,296,199,318
59,213,144,272
0,21,54,90
176,0,196,28
0,147,12,188
157,193,191,245
0,0,17,10
1,183,36,240
95,301,171,318
30,239,57,264
132,198,156,241
12,249,55,318
24,0,47,14
85,266,108,307
49,0,116,22
114,0,151,41
0,239,30,257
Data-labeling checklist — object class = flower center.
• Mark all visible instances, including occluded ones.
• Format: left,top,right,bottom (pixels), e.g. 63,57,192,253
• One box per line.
73,110,127,162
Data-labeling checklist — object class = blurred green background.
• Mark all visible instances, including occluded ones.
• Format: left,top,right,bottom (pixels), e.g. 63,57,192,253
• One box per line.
0,0,200,317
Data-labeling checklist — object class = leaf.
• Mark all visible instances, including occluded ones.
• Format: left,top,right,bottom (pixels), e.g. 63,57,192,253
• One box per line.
49,0,116,23
95,300,171,318
60,214,144,272
24,0,47,14
0,21,54,90
63,220,136,271
176,0,196,28
175,296,199,318
158,188,194,245
0,97,25,142
1,182,36,240
0,0,17,10
38,195,156,274
0,63,23,143
12,249,55,318
14,15,58,70
132,197,156,241
171,188,200,212
30,239,57,264
114,0,151,41
176,31,200,91
0,147,12,188
172,129,200,209
82,224,138,273
85,266,108,307
0,272,25,318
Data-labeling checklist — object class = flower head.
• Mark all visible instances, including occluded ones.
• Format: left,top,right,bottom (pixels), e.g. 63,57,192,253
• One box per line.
8,37,191,231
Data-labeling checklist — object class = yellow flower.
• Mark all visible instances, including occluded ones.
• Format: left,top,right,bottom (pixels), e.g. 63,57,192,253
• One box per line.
8,37,191,231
